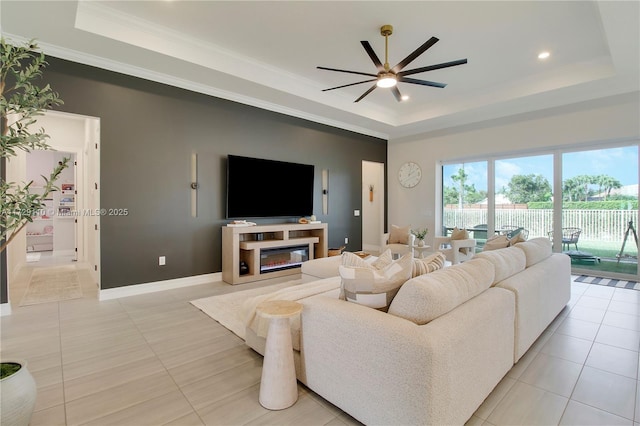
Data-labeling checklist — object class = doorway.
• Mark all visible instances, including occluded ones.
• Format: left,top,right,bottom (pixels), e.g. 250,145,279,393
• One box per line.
5,110,101,307
362,161,385,253
25,150,77,265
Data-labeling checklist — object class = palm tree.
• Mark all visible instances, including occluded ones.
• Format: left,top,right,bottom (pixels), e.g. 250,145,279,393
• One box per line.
451,168,468,208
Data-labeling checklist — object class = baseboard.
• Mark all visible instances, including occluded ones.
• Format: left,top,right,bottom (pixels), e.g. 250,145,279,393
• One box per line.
99,272,222,301
0,302,13,316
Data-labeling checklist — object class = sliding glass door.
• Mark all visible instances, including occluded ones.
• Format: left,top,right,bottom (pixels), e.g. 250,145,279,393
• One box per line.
494,154,553,240
441,143,638,281
442,161,488,247
562,146,638,278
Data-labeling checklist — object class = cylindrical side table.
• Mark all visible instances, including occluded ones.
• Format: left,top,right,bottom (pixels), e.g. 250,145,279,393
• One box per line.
256,300,303,410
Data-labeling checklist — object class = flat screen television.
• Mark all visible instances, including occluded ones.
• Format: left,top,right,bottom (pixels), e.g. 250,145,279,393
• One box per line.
226,155,315,219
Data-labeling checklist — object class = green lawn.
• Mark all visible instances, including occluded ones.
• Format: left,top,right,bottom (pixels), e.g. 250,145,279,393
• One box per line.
568,240,637,277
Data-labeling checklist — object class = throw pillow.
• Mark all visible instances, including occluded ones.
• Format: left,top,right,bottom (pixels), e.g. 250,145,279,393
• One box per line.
339,251,413,312
388,224,411,244
483,234,510,251
450,227,469,240
411,252,447,278
508,231,526,245
371,249,394,269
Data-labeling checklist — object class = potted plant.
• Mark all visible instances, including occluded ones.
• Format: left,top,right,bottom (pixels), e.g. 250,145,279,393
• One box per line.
1,37,67,426
0,360,37,426
1,37,68,253
411,228,429,247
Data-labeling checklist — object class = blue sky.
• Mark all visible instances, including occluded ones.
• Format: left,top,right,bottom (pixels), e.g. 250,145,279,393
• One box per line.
443,146,638,192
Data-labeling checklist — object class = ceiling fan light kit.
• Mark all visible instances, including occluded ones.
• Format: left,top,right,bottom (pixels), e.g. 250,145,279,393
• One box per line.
318,24,468,103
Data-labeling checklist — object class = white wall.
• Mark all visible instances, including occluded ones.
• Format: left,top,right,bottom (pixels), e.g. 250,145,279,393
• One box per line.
387,94,640,247
361,161,385,253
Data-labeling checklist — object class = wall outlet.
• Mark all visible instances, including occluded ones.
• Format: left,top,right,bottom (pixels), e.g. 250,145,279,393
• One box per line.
344,237,349,244
159,256,166,266
354,209,360,216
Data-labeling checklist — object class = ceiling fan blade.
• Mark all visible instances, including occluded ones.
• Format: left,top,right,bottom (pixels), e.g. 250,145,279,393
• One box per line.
398,59,468,77
399,77,447,88
354,84,377,103
361,41,385,72
391,86,403,102
317,66,377,78
322,79,377,91
391,36,439,73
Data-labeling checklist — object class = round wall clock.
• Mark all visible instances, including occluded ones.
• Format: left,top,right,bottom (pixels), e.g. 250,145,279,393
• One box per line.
398,161,422,188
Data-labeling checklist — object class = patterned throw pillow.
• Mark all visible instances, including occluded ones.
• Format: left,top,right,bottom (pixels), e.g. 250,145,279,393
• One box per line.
411,252,447,278
389,224,411,244
339,251,413,312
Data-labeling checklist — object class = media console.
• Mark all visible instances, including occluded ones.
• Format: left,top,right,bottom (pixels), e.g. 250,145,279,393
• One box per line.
222,223,328,284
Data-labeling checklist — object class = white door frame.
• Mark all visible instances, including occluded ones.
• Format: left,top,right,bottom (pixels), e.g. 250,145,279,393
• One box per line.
5,110,101,299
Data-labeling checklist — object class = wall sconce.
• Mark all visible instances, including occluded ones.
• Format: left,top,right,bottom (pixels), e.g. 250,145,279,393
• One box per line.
322,169,329,214
191,153,198,217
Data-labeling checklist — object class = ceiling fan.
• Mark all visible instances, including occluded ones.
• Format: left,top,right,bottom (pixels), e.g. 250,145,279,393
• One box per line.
317,25,467,103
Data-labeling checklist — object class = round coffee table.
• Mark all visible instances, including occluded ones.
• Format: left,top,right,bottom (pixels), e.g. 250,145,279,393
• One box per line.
255,300,303,410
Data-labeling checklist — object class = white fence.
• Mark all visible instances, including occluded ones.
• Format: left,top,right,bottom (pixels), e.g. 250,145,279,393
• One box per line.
443,209,638,242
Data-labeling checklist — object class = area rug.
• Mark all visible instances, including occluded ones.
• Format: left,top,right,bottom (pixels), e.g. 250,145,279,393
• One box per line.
190,280,299,339
574,274,639,290
20,265,83,306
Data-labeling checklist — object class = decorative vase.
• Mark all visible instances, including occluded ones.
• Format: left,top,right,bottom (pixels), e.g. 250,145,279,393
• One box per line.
0,360,37,426
417,239,425,247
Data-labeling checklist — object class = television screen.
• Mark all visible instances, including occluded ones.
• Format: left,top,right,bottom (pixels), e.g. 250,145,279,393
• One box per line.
226,155,315,218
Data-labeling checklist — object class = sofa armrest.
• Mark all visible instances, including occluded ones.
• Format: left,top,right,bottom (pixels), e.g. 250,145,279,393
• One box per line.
299,289,515,425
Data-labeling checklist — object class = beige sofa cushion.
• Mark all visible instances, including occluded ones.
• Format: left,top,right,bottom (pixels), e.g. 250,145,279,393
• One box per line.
388,258,495,325
339,251,413,311
515,237,552,267
476,246,526,284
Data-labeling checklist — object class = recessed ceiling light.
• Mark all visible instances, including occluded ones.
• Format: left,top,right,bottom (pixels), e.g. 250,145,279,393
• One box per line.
401,95,410,101
538,51,550,60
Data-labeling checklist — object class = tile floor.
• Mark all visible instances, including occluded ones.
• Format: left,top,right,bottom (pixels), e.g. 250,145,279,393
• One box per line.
2,260,640,425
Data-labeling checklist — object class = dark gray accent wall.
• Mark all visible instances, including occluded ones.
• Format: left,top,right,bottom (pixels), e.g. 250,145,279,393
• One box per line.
36,58,386,290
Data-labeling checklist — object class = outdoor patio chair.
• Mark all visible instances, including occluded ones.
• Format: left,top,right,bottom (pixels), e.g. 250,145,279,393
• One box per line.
501,226,529,241
548,227,582,251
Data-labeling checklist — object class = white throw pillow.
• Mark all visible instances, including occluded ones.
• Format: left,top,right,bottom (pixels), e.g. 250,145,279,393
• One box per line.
339,251,413,312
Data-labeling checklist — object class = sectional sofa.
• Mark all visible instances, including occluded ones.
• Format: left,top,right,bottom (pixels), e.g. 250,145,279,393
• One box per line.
241,237,571,425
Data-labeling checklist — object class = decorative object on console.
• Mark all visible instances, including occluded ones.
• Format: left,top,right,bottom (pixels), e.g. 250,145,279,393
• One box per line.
328,246,346,257
338,250,412,312
239,261,249,275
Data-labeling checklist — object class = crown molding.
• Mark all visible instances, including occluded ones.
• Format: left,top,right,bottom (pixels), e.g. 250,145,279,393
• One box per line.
4,32,389,140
